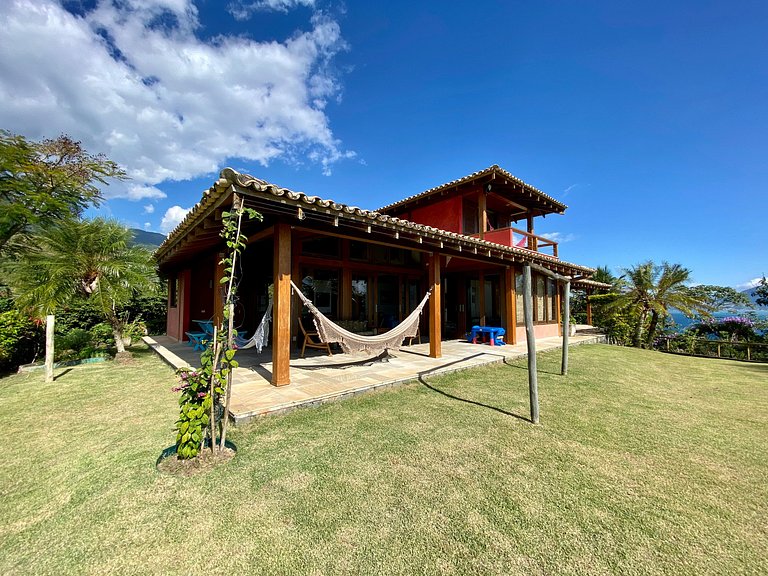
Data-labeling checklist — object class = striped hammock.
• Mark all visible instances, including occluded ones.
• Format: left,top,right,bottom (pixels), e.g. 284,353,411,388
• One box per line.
291,280,431,355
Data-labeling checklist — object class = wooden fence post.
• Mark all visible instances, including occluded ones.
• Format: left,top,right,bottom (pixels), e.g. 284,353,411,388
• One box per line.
45,314,54,383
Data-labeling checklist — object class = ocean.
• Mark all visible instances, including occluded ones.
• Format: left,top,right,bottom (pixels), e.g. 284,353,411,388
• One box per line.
668,309,768,333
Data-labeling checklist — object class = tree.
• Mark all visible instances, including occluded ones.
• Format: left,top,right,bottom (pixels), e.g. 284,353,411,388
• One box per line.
688,285,753,311
0,130,126,252
755,276,768,307
614,261,711,348
7,218,158,368
591,265,623,291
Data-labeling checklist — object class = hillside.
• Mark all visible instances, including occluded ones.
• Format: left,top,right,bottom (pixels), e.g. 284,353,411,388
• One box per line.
129,228,165,248
741,285,767,308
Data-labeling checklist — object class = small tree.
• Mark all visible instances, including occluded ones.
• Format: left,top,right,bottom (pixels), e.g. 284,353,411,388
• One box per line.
172,198,261,459
689,285,753,311
7,218,158,374
0,131,125,252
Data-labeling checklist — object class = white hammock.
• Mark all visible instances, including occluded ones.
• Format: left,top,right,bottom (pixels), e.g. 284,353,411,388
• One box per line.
291,280,431,355
234,300,272,352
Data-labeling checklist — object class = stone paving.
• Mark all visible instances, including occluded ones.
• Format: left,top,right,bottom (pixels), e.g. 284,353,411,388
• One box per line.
144,328,606,424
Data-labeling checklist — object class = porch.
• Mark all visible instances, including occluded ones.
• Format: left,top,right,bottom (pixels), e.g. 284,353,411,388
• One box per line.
144,328,605,425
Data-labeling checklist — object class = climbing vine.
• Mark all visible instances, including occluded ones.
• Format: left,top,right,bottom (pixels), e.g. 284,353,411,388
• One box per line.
173,196,262,459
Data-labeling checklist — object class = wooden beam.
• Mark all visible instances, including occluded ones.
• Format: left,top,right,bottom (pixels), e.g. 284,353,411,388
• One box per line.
245,225,275,245
429,252,442,358
561,280,570,376
479,192,487,240
586,288,593,325
213,255,225,326
527,261,572,283
272,223,292,386
523,264,539,424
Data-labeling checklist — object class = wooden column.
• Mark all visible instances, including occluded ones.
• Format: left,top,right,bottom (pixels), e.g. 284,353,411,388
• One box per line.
213,256,225,326
561,280,570,376
586,288,593,325
523,264,539,424
526,214,537,251
504,266,517,345
429,252,442,358
478,192,487,240
272,223,292,386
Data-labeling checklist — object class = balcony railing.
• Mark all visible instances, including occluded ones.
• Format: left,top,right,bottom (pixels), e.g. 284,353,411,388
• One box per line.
472,226,558,258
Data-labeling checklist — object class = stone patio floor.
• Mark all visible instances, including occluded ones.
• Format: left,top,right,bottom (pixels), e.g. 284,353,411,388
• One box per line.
144,328,606,424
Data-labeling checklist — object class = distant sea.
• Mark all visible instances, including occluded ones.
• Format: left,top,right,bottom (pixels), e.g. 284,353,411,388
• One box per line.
668,309,768,333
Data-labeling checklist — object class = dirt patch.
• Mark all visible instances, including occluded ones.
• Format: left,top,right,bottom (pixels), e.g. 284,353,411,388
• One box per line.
114,351,134,364
157,447,236,477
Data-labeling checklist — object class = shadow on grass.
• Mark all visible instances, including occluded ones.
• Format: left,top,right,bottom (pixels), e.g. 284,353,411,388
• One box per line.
502,356,562,376
416,356,531,423
53,368,73,380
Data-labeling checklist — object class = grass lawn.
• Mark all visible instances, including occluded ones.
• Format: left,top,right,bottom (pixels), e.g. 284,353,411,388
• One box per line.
0,344,766,575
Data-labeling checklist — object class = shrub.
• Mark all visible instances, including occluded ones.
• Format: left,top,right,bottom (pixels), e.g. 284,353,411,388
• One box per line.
0,309,43,373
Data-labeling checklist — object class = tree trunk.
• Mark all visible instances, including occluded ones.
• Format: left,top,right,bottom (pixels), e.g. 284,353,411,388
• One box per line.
632,309,647,348
645,311,660,349
561,280,570,376
45,314,55,383
112,325,126,353
523,264,539,424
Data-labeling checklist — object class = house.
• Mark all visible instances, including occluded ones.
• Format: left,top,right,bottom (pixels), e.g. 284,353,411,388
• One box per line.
155,165,602,386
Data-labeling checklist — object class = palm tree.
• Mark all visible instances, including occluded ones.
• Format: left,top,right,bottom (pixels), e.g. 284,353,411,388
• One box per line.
615,261,711,348
7,218,158,368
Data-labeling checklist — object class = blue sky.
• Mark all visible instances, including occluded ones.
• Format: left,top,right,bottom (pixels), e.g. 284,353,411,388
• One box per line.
1,1,765,288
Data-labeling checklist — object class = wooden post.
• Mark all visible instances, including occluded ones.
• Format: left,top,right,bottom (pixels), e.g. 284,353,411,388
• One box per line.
523,264,539,424
45,314,54,383
429,252,442,358
272,223,292,386
504,266,517,345
586,288,593,325
212,257,225,326
561,280,570,376
526,214,537,251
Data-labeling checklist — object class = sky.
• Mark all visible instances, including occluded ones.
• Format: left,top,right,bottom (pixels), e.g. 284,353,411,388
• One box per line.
0,0,765,289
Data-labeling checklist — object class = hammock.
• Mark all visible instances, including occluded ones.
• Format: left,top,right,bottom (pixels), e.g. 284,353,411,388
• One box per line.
234,300,272,352
291,280,431,355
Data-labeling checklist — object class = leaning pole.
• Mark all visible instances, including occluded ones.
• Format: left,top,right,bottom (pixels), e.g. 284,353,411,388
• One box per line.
522,264,539,424
561,280,571,376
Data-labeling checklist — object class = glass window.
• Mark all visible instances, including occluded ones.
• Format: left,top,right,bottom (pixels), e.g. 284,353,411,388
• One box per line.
515,271,524,324
351,275,368,322
547,279,557,322
463,200,479,235
301,269,339,318
302,236,340,258
169,275,178,308
536,275,545,322
349,241,368,261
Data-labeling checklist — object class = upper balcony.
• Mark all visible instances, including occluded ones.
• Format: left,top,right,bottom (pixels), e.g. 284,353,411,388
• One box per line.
471,226,558,258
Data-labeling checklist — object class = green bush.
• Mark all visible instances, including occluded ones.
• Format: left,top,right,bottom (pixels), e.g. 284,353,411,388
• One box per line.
89,323,115,348
0,310,43,373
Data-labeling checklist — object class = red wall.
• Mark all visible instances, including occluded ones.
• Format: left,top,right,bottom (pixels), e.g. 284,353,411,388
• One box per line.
398,196,462,233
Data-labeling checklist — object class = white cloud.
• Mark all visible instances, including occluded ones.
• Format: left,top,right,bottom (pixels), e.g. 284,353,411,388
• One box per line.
160,205,191,233
143,204,155,214
540,232,576,243
0,1,351,199
736,277,763,291
144,221,151,229
229,0,315,20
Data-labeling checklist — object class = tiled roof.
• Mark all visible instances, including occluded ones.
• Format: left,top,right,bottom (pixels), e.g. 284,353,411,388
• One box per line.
377,164,568,214
156,168,593,276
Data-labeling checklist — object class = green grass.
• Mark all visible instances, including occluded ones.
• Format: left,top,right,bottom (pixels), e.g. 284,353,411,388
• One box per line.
1,344,766,575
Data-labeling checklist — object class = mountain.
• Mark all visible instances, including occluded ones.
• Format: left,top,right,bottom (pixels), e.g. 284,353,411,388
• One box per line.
129,228,165,248
741,286,767,308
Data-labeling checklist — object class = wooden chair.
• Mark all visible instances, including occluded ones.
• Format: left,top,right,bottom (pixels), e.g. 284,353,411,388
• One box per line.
299,317,332,358
403,326,421,346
